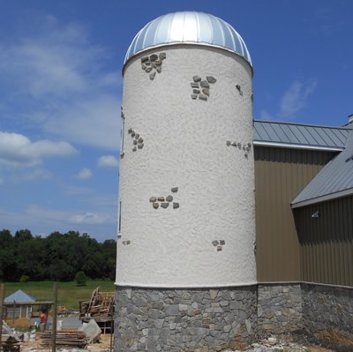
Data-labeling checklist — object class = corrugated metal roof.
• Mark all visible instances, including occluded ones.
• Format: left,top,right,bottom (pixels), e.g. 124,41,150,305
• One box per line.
254,120,351,151
5,289,36,303
292,129,353,207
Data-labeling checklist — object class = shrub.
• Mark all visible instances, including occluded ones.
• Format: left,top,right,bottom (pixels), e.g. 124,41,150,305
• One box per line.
75,271,87,286
20,274,30,283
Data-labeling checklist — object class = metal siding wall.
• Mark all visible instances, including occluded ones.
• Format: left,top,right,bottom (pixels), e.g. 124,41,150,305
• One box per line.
294,196,353,286
254,147,334,282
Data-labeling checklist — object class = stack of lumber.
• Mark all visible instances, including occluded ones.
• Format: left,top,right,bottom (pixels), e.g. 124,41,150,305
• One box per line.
40,330,88,348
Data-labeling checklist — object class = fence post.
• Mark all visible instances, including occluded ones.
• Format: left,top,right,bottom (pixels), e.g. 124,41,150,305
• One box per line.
51,283,58,352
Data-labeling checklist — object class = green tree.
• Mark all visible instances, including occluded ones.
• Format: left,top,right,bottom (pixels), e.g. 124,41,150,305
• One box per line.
0,229,18,281
0,229,116,282
14,229,33,242
17,237,46,280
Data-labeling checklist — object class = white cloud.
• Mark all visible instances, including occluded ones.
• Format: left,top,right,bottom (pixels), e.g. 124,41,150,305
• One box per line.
0,16,121,150
0,205,68,228
45,95,121,150
0,131,77,167
279,80,317,118
69,212,113,225
25,204,68,222
12,41,87,97
76,168,92,180
0,17,109,98
0,204,116,239
97,155,119,168
20,168,52,181
259,80,317,120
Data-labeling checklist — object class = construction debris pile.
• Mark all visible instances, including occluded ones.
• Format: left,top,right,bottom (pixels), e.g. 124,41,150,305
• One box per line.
1,321,22,352
40,330,88,348
79,287,114,334
79,287,114,321
2,336,21,352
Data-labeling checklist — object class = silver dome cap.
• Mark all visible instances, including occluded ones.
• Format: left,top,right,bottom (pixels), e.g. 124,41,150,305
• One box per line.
124,11,252,67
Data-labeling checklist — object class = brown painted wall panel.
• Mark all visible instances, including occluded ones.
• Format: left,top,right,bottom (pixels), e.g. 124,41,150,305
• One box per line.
254,147,334,282
294,196,353,286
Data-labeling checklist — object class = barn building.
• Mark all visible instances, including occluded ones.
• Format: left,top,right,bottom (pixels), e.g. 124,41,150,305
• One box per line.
115,11,353,351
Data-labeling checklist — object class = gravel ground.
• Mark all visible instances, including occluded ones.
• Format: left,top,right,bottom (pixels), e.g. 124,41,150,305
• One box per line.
223,337,334,351
5,317,343,351
18,335,334,352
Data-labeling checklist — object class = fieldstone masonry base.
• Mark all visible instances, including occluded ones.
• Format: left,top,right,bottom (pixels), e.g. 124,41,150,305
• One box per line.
115,286,257,351
257,284,302,335
302,283,353,339
115,284,353,351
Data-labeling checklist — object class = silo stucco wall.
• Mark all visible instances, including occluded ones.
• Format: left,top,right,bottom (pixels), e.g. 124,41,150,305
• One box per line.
117,46,256,287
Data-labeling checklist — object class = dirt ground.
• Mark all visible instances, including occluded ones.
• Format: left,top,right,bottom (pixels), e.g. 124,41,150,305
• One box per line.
2,321,346,352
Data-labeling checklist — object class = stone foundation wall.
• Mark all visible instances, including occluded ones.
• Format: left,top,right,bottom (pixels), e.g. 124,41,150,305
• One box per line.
257,284,303,336
302,283,353,338
115,286,257,352
115,283,353,351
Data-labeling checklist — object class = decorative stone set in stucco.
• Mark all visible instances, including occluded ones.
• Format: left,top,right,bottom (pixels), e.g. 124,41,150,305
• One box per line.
190,75,217,101
141,52,166,80
211,239,226,252
149,187,179,210
128,128,144,152
235,84,243,96
226,141,252,158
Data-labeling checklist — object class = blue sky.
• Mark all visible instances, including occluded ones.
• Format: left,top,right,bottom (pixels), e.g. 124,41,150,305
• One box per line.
0,0,352,242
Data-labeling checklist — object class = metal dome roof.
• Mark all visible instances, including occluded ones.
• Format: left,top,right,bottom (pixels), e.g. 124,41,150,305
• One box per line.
124,12,252,67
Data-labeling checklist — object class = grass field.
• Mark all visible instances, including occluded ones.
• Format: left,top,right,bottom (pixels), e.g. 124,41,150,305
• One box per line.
3,280,115,310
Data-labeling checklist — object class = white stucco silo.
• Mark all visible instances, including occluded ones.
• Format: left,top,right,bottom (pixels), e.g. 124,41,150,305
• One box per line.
116,11,256,288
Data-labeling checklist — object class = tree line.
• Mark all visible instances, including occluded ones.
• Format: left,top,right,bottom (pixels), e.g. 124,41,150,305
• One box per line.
0,229,116,282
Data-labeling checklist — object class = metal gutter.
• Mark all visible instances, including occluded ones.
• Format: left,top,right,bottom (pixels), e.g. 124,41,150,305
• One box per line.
253,140,343,152
258,280,353,290
291,187,353,208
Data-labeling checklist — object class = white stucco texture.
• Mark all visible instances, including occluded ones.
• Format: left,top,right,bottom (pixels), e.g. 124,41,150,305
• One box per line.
116,46,256,287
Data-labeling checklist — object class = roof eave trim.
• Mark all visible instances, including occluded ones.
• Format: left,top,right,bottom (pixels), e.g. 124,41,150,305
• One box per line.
123,42,253,75
253,141,343,152
291,187,353,208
